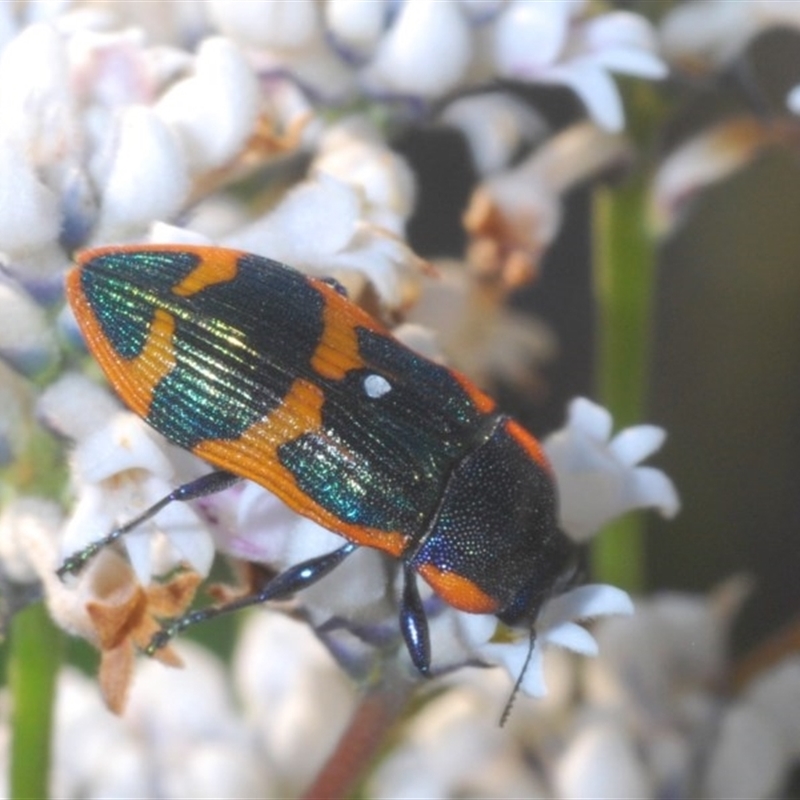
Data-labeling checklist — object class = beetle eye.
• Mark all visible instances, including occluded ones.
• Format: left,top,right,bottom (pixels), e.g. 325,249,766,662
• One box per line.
363,373,392,399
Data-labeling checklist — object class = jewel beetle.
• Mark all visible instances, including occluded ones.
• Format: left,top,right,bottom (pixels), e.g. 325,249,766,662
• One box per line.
62,244,575,676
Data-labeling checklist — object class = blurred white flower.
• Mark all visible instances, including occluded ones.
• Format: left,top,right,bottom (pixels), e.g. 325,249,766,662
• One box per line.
650,118,775,237
702,702,786,800
367,684,550,799
493,1,667,131
586,588,735,716
52,645,267,798
0,279,58,377
545,397,680,542
68,27,168,110
0,139,62,258
0,363,29,465
464,122,628,283
0,497,63,586
362,0,473,98
207,0,321,50
232,611,358,796
440,92,548,176
366,581,800,799
311,117,417,234
661,0,800,70
91,105,189,239
554,718,653,799
745,657,800,760
326,0,386,55
406,262,557,389
788,84,800,115
0,22,77,167
155,37,260,173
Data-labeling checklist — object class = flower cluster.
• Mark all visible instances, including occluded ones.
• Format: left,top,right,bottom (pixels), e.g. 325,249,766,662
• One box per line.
0,0,797,797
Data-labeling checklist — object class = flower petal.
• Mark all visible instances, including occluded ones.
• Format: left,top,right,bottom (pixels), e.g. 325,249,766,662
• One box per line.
543,621,598,655
610,424,666,465
155,37,259,173
544,584,635,625
568,396,613,441
493,0,569,75
548,60,625,132
364,0,472,97
93,106,189,237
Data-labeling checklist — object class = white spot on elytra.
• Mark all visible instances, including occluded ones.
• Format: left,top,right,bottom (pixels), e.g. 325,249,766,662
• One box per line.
363,373,391,399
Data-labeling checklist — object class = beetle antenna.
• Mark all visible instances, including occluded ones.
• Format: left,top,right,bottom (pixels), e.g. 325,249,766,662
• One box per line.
499,625,536,728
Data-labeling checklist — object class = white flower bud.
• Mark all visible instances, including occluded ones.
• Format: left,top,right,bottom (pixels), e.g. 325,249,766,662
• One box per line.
93,105,189,237
206,0,320,49
156,37,259,173
0,139,61,254
326,0,385,51
364,0,472,97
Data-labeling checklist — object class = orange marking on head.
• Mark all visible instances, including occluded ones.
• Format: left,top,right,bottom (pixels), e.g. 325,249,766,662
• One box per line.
504,419,551,473
417,563,500,614
193,377,407,558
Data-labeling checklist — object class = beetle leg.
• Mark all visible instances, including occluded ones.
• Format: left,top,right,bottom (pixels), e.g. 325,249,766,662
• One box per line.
147,542,358,653
400,563,431,676
57,470,242,579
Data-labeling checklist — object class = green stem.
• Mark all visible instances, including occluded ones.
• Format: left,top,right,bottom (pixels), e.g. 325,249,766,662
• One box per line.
590,173,656,592
9,600,62,800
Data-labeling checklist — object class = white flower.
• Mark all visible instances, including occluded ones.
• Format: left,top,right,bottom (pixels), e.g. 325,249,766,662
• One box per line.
406,262,557,387
91,105,189,239
0,139,61,257
463,121,628,276
493,2,667,131
661,0,800,70
650,118,772,237
40,374,213,583
701,703,786,800
155,37,259,173
788,84,800,115
361,0,473,98
367,684,550,799
745,657,800,760
0,22,77,167
206,0,321,50
311,117,417,234
52,645,266,798
583,578,751,720
326,0,386,54
544,397,680,542
0,279,58,377
223,173,423,307
225,482,392,629
68,27,169,111
480,584,634,699
232,612,358,795
0,497,63,585
554,718,653,799
440,92,548,176
0,362,28,465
